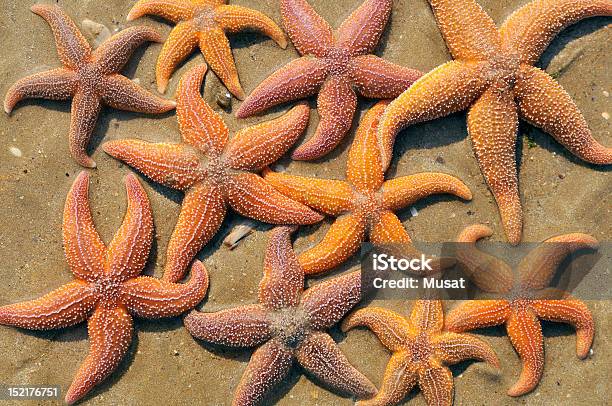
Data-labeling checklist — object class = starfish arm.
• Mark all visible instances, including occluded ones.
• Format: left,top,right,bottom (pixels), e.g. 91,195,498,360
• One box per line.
427,0,501,61
226,172,324,225
378,61,488,170
262,169,353,216
225,103,310,171
64,306,133,404
184,304,271,348
530,297,594,359
336,0,392,56
279,0,333,56
346,101,387,191
445,300,510,332
30,5,92,70
102,139,206,191
505,307,544,396
292,75,358,160
381,173,472,211
214,4,287,48
99,74,176,113
341,307,411,352
515,65,612,164
236,56,328,118
127,0,195,23
164,182,225,282
121,261,209,318
259,227,303,309
0,281,96,330
296,331,377,399
69,90,102,168
298,214,366,275
63,172,106,281
4,68,78,114
93,26,164,75
518,232,598,290
357,352,418,406
455,225,515,293
232,338,293,406
409,300,444,333
105,174,154,281
176,64,229,152
500,0,612,65
156,22,199,93
198,27,245,99
432,332,499,367
350,55,423,99
302,270,362,330
467,86,522,244
418,364,454,406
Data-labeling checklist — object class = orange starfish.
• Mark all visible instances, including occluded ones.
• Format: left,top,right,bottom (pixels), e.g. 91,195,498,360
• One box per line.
263,101,472,275
236,0,422,160
377,0,612,244
103,64,322,283
184,226,376,405
342,300,499,406
0,172,208,404
127,0,287,98
444,224,596,396
4,4,176,168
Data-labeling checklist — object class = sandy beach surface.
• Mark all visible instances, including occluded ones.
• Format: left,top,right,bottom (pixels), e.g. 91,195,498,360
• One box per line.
0,0,610,404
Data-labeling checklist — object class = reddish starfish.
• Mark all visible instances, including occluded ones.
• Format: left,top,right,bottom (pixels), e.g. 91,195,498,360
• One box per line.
103,64,322,283
236,0,422,160
445,224,596,396
263,101,472,275
377,0,612,244
184,226,376,405
0,172,208,404
343,300,499,406
4,4,176,168
128,0,287,98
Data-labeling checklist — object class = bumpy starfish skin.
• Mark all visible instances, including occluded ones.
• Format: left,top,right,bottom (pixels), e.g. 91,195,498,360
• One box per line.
4,5,176,167
445,224,597,396
0,172,208,404
342,300,499,406
236,0,422,160
263,101,472,275
103,64,322,283
184,226,376,405
377,0,612,244
128,0,287,98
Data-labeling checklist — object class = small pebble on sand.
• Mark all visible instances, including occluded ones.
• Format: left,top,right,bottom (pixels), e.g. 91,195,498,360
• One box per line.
601,112,609,120
9,146,22,157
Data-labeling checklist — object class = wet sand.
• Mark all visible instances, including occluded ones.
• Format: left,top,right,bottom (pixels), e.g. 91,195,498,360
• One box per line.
0,0,610,405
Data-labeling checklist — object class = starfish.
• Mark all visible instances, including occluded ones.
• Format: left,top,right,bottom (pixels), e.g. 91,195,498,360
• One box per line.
342,300,499,406
184,226,376,405
444,224,596,396
127,0,287,98
263,101,472,275
377,0,612,244
103,64,322,283
0,172,208,404
235,0,423,160
4,4,176,168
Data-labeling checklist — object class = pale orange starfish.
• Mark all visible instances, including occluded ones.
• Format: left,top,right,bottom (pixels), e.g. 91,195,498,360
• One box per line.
0,172,208,404
342,300,499,406
184,226,376,405
4,4,176,168
127,0,287,98
377,0,612,244
263,101,472,275
236,0,422,160
103,64,322,283
445,224,596,396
